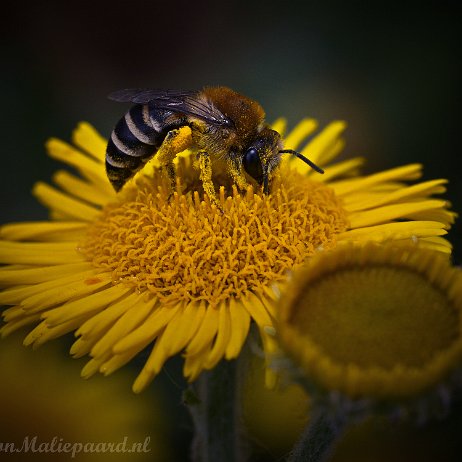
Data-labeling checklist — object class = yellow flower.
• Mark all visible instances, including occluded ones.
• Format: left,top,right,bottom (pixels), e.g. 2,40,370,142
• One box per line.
0,118,455,392
277,242,462,404
0,334,170,461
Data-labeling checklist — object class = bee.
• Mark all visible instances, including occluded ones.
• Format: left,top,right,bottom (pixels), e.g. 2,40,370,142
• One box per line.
106,86,323,209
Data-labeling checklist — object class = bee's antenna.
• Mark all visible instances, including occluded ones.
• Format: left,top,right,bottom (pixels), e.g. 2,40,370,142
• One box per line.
279,149,324,174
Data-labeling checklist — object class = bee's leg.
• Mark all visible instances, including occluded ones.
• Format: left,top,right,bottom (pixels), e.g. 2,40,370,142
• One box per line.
197,150,224,212
156,126,192,195
227,158,251,192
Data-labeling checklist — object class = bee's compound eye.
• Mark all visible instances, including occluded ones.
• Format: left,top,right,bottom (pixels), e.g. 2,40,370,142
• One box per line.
245,148,258,163
243,148,263,183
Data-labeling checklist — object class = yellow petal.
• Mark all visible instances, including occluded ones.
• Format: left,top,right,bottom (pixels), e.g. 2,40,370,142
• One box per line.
416,236,453,254
283,118,318,151
21,275,112,312
345,179,448,212
70,337,94,358
348,200,448,228
90,294,157,357
338,221,447,243
100,351,139,377
406,209,457,227
0,269,104,306
0,262,94,286
332,164,423,196
72,121,107,162
81,357,108,379
319,157,365,182
33,315,92,347
240,291,273,329
0,240,82,265
53,170,114,206
132,358,160,393
46,138,110,190
135,314,183,373
183,347,212,382
0,221,87,242
32,182,100,221
77,291,150,339
300,121,347,168
112,306,178,355
161,301,206,356
225,297,251,360
0,313,41,337
43,284,133,326
2,305,27,322
185,304,220,356
204,302,231,369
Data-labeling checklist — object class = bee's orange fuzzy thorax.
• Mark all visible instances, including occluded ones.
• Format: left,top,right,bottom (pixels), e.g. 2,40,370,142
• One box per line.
202,86,265,139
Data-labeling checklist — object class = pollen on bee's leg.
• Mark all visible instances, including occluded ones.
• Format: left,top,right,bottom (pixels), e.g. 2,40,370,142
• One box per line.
162,164,177,203
205,187,224,213
226,158,251,192
197,151,223,212
155,126,192,197
200,179,219,209
165,162,176,188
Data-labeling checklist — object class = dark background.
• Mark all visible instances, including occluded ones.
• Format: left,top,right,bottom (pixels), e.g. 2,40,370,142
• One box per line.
1,1,461,460
1,1,460,263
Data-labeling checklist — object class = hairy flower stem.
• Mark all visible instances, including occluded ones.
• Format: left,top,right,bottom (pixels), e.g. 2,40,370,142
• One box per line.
288,406,347,462
188,358,245,462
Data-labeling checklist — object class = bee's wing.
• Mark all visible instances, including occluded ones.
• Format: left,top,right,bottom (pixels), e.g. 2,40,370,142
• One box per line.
108,89,233,128
108,89,191,104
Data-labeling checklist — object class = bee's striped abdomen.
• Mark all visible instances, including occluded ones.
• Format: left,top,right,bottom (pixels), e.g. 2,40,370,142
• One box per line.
106,104,173,191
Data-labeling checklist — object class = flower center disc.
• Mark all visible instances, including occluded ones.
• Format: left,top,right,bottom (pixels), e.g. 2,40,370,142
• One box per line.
82,159,348,308
293,266,459,369
278,244,462,399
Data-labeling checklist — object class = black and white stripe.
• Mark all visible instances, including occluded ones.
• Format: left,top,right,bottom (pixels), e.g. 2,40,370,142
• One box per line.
106,104,177,191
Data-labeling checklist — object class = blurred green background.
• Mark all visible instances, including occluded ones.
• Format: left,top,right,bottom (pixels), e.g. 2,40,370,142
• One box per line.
1,1,461,460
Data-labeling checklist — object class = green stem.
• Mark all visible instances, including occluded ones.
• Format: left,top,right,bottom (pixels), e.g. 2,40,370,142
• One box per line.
287,405,348,462
187,359,244,462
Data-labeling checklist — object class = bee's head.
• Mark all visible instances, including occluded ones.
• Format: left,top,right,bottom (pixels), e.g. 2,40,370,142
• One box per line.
242,128,324,194
242,128,282,194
